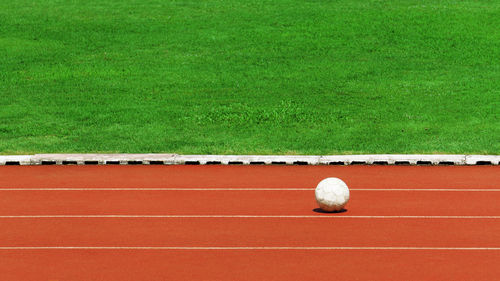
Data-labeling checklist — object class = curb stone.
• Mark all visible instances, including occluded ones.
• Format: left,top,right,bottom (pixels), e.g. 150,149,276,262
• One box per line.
0,154,498,166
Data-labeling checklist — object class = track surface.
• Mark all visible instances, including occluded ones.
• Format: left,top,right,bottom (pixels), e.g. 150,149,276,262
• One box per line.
0,165,499,280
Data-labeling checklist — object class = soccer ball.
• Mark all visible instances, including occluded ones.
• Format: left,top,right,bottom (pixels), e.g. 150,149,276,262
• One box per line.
315,177,350,212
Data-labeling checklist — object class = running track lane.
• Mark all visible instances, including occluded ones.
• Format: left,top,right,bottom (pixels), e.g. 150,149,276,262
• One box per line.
1,250,500,280
0,165,499,280
1,217,499,247
0,190,500,216
0,165,499,189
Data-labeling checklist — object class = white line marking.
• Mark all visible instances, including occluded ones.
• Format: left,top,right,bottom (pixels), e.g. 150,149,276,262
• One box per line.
0,188,499,191
0,215,499,219
0,246,499,250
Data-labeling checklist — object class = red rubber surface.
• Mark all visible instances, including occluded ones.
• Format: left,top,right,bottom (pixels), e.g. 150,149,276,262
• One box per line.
1,217,499,247
0,165,498,189
0,165,498,280
2,250,500,281
0,190,499,216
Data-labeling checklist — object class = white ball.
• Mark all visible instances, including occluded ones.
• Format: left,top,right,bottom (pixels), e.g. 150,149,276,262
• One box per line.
315,178,350,212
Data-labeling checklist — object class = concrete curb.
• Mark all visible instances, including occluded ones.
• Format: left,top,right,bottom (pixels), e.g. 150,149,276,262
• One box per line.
0,154,499,166
0,155,32,166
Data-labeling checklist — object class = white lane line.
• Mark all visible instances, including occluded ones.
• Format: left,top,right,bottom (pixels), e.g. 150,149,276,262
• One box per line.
0,188,499,191
0,246,499,250
0,215,499,219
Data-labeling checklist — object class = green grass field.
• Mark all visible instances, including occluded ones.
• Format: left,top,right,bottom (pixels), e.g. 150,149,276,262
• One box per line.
1,0,499,155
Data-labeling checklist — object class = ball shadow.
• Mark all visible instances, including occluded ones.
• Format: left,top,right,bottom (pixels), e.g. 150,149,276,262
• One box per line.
312,208,347,214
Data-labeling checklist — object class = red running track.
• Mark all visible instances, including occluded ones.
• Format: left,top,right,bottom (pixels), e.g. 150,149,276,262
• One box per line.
0,165,499,280
0,190,500,216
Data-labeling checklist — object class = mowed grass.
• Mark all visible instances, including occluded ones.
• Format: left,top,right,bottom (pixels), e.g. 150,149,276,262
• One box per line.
1,0,499,155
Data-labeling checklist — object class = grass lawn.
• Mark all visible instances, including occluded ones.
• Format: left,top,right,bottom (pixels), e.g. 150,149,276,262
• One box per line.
0,0,499,155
